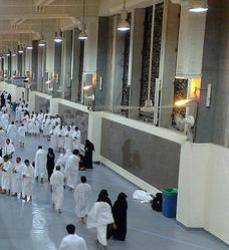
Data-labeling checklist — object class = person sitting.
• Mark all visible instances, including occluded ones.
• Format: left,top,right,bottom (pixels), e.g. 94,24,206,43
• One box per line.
151,193,162,212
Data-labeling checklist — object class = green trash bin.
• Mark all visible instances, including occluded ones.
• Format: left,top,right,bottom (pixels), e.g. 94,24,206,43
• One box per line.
162,188,178,218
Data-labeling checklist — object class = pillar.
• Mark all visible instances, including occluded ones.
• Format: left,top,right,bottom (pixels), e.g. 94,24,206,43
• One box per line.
159,0,181,127
31,40,39,90
128,9,145,119
60,30,73,100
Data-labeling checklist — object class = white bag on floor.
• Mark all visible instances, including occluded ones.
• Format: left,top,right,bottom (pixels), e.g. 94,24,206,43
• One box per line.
133,190,153,203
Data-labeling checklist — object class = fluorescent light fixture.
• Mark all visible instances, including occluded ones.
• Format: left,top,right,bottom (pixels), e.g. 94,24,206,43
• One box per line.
38,40,46,47
7,53,10,57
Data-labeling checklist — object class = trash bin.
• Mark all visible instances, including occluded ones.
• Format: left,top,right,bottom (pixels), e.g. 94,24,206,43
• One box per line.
162,188,178,218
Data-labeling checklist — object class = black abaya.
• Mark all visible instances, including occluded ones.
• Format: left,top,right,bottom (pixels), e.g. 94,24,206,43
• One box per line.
84,141,94,169
112,198,128,241
46,153,55,181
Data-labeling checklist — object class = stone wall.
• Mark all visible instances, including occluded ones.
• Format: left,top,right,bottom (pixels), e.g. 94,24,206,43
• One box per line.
196,0,229,146
101,118,181,189
58,103,88,143
34,95,50,113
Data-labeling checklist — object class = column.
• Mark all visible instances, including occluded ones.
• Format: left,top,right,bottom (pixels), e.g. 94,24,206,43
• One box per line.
60,30,73,100
159,0,181,127
128,9,145,119
71,28,81,102
31,40,39,90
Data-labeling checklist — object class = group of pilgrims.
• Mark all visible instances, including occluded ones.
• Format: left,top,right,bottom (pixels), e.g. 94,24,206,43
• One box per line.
0,91,128,250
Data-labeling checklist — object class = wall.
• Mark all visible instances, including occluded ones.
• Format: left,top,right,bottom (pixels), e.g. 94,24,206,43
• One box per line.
196,0,229,146
0,82,25,101
177,142,229,244
101,117,182,190
34,94,51,113
58,103,89,144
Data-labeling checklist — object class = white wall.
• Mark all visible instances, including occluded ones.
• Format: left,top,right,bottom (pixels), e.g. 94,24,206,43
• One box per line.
177,142,229,244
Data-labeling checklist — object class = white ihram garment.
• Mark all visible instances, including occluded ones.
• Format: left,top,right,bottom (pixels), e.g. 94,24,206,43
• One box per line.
18,126,26,144
59,234,88,250
7,124,18,143
11,163,24,194
1,161,13,190
50,170,65,210
65,155,79,189
64,131,73,151
87,202,114,246
74,183,92,218
72,130,81,150
34,149,47,178
22,164,34,197
3,143,15,157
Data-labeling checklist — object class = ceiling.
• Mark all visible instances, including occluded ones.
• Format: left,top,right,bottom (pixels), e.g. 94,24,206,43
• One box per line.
0,0,100,52
0,0,166,52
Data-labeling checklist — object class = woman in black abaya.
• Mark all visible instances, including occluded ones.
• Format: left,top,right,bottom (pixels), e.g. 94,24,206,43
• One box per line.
46,148,55,181
112,192,128,241
84,139,94,169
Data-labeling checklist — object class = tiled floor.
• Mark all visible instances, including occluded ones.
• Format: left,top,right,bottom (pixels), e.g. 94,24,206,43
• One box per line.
0,135,228,250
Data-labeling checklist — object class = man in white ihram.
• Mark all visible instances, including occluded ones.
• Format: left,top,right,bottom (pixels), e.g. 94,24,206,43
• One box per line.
7,121,18,144
50,165,65,213
65,149,80,191
34,145,47,183
3,138,15,159
22,159,34,202
74,176,92,224
59,224,87,250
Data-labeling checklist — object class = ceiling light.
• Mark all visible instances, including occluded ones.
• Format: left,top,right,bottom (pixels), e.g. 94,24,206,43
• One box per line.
26,45,33,50
189,0,208,13
117,18,130,31
54,31,63,43
78,24,88,40
189,7,208,12
6,53,10,57
117,0,130,31
38,40,46,47
78,0,88,40
12,52,17,57
18,46,24,54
